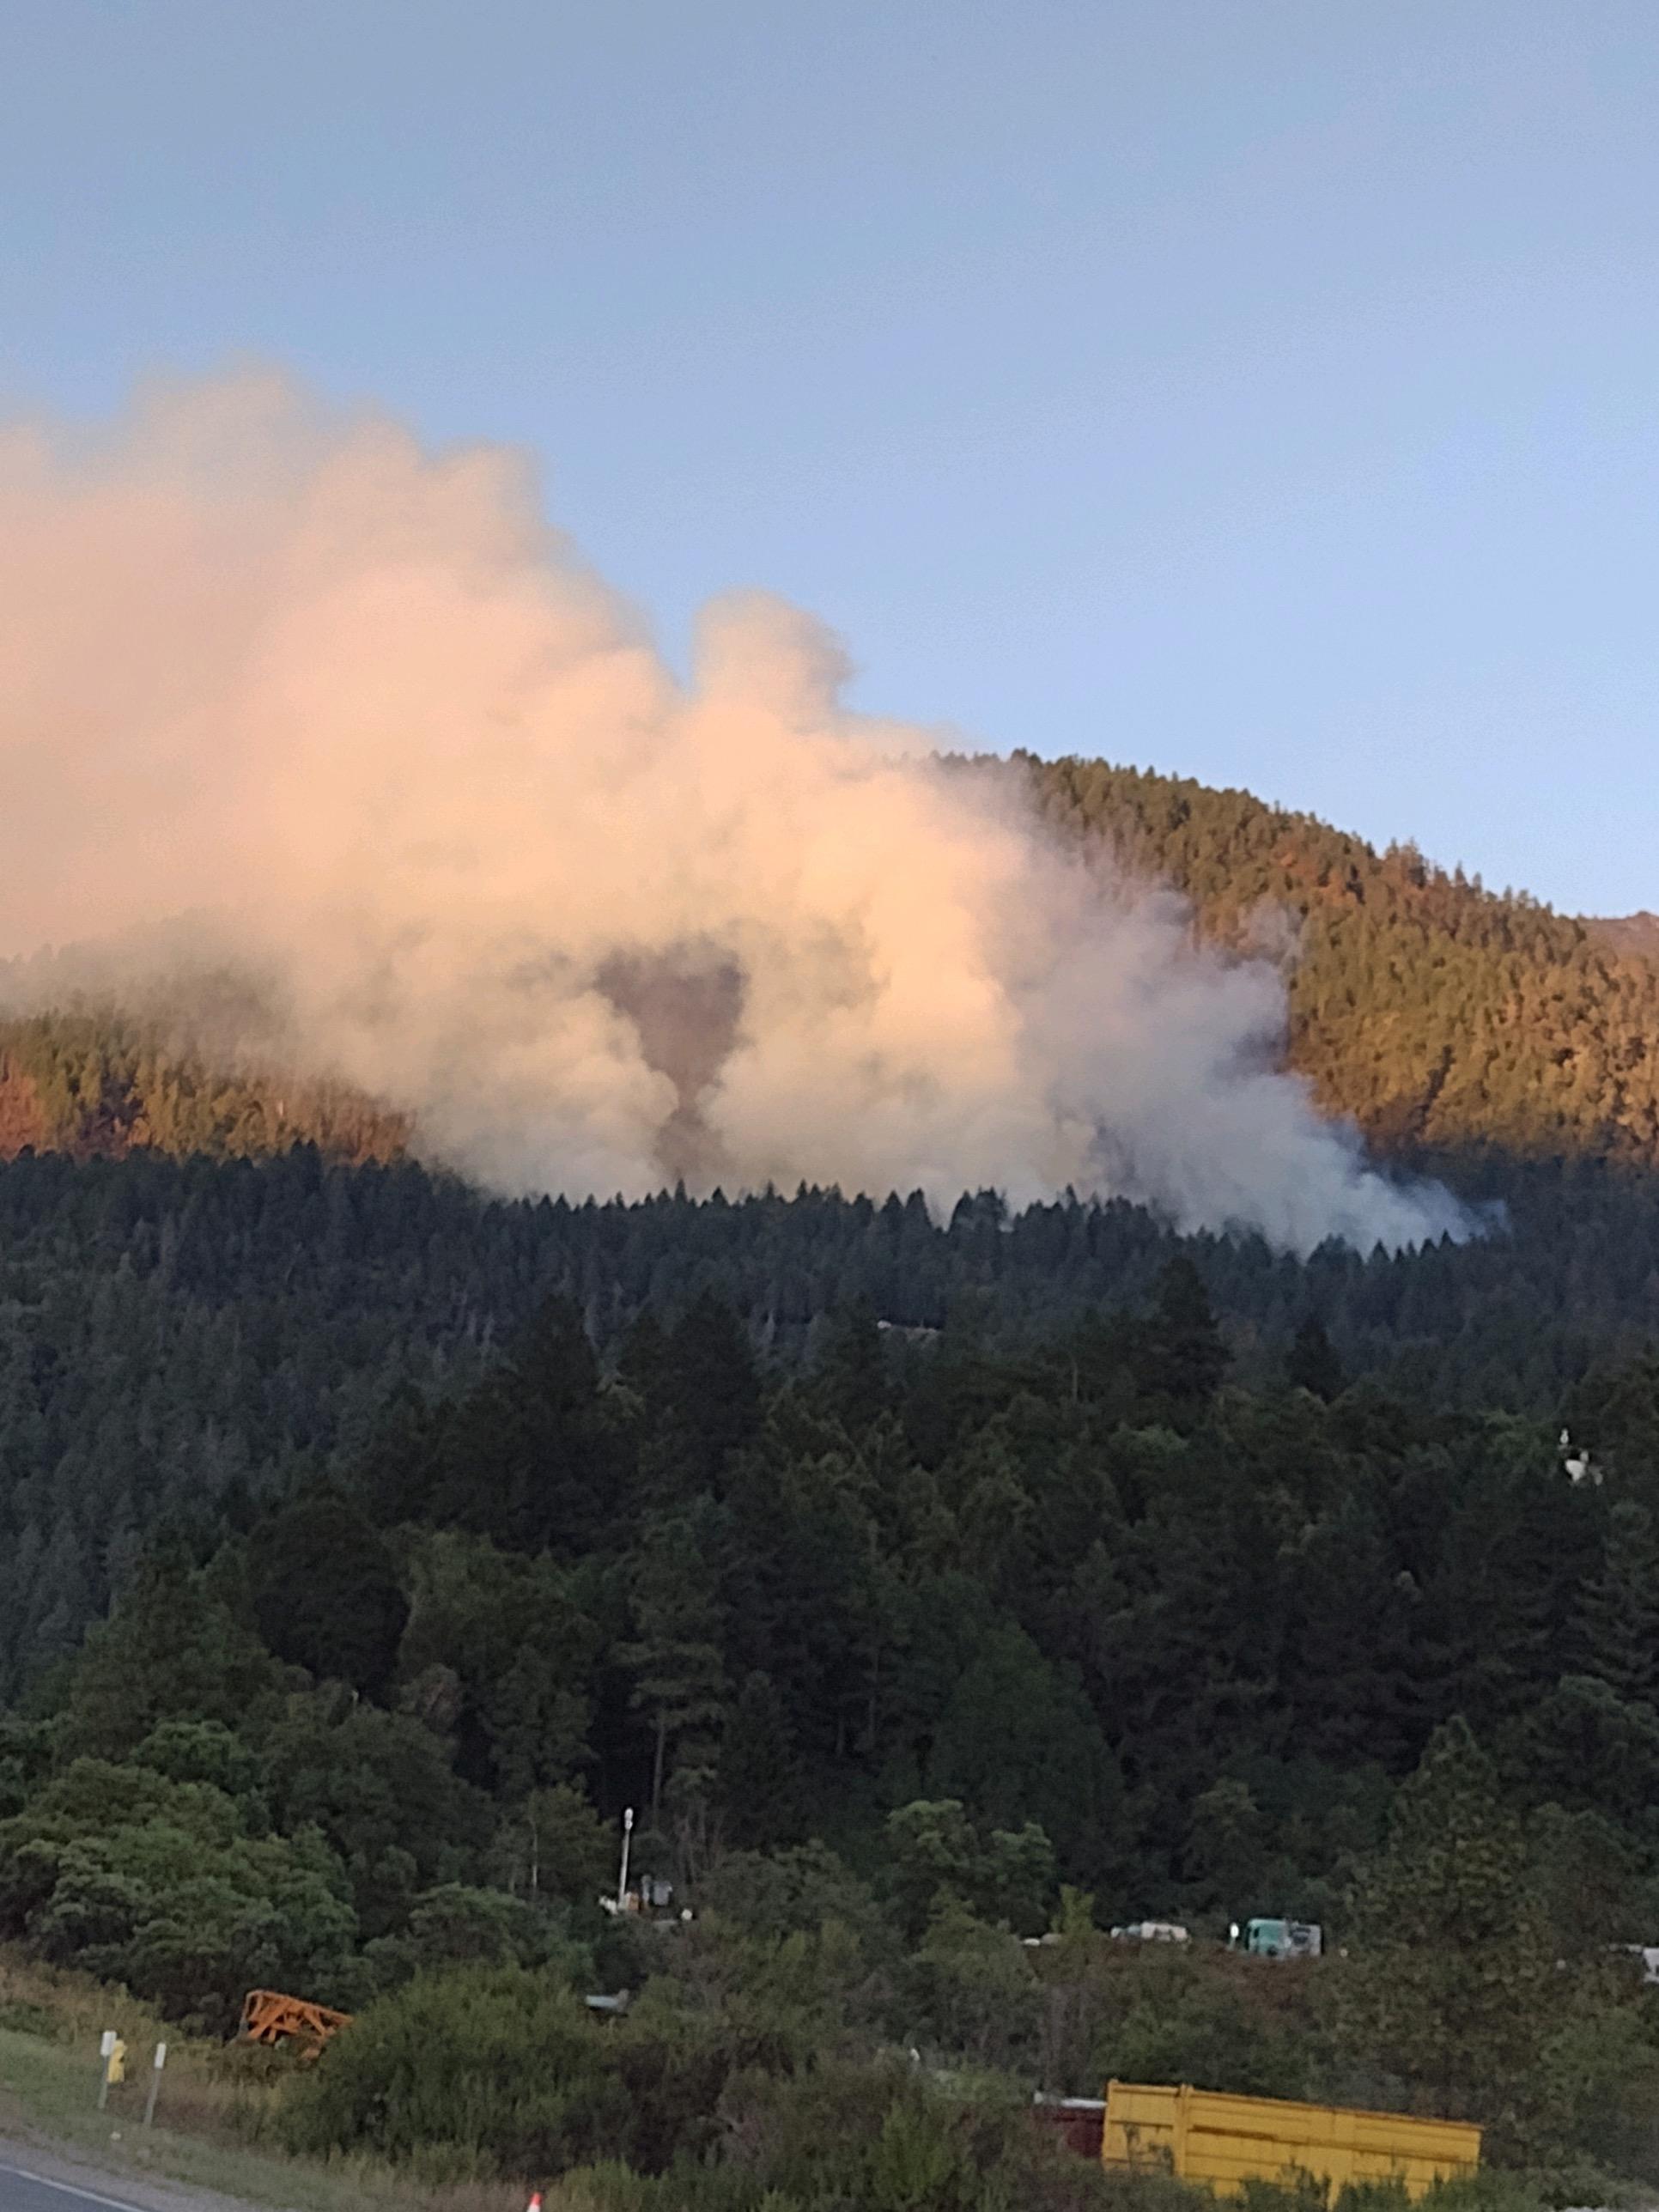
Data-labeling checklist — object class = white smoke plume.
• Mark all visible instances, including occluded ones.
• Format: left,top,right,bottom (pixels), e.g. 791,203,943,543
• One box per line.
0,370,1468,1254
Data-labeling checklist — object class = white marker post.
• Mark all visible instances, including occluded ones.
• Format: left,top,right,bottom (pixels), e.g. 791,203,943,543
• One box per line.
616,1806,635,1914
144,2041,167,2129
96,2029,116,2113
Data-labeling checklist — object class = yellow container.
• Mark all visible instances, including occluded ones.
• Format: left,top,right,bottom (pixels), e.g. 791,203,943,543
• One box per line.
1102,2081,1481,2200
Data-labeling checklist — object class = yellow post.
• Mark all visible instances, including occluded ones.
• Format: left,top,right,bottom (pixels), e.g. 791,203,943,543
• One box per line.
97,2033,127,2111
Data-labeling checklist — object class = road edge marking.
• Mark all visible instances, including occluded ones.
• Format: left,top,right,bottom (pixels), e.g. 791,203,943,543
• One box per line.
0,2160,145,2210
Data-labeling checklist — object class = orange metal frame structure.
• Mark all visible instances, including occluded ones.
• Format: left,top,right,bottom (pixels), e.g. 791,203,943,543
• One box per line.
238,1988,354,2058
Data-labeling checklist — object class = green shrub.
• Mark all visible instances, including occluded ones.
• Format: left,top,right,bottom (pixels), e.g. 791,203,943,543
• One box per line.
1232,2171,1553,2212
900,1901,1042,2073
0,1758,357,2025
1412,2175,1547,2212
545,2162,800,2211
281,1963,622,2177
718,2059,1156,2211
359,1881,590,1996
1097,1954,1306,2101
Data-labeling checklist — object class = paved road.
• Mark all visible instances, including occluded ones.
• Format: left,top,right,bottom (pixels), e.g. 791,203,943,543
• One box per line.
0,2154,252,2212
0,2163,150,2211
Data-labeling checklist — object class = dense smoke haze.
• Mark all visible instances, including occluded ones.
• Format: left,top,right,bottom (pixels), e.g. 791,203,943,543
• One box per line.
0,371,1468,1253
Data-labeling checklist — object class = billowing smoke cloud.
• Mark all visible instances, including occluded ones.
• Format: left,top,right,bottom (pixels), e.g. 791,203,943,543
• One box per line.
0,370,1468,1253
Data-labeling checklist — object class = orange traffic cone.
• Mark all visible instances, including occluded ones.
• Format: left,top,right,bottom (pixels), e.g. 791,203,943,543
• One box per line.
526,2195,543,2211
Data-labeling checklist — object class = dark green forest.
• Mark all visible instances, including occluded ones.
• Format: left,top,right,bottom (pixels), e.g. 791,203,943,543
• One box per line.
8,1279,1659,2198
5,757,1659,2201
6,1139,1659,1692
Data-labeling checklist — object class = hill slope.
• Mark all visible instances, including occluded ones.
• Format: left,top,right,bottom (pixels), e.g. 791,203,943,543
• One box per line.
2,756,1656,1179
0,1009,407,1165
1018,754,1659,1164
1588,909,1659,963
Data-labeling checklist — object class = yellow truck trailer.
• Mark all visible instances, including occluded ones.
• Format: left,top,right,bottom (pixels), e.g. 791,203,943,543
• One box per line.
1102,2081,1481,2200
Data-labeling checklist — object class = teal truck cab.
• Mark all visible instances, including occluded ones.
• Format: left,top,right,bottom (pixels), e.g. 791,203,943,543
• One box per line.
1232,1917,1322,1959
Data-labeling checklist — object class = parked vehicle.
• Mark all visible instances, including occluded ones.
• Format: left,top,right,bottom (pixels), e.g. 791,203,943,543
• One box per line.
1231,1916,1322,1959
1110,1920,1190,1944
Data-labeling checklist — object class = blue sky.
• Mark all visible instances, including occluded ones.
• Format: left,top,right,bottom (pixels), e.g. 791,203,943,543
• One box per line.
3,0,1654,915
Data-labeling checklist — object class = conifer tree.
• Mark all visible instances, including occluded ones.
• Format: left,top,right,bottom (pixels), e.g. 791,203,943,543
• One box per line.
249,1482,410,1698
1578,1499,1659,1708
811,1299,891,1434
1135,1258,1230,1419
1286,1316,1346,1402
1343,1718,1553,2126
618,1502,730,1827
659,1291,762,1485
718,1669,805,1847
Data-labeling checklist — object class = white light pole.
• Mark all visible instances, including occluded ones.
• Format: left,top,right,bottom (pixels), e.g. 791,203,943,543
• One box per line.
616,1807,635,1912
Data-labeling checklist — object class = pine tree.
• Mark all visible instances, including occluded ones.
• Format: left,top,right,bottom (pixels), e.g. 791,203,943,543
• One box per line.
1135,1259,1229,1419
659,1292,762,1486
1286,1316,1346,1402
428,1298,622,1555
618,1502,730,1827
718,1670,805,1847
1342,1718,1553,2125
57,1539,280,1759
249,1482,410,1698
1577,1499,1659,1708
1184,1776,1270,1914
811,1300,891,1435
1285,1498,1420,1770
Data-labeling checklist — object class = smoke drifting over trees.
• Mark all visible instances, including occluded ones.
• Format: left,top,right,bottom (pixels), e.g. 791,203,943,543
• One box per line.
0,370,1466,1252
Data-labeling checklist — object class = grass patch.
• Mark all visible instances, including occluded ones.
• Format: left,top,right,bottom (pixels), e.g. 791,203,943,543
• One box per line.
0,1949,526,2210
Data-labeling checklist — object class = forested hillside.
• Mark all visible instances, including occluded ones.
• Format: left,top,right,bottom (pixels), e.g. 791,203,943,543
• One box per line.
1589,910,1659,964
9,1143,1659,1692
6,764,1659,2199
8,1283,1659,2196
8,754,1659,1729
3,754,1657,1183
1018,754,1659,1162
0,1008,407,1164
